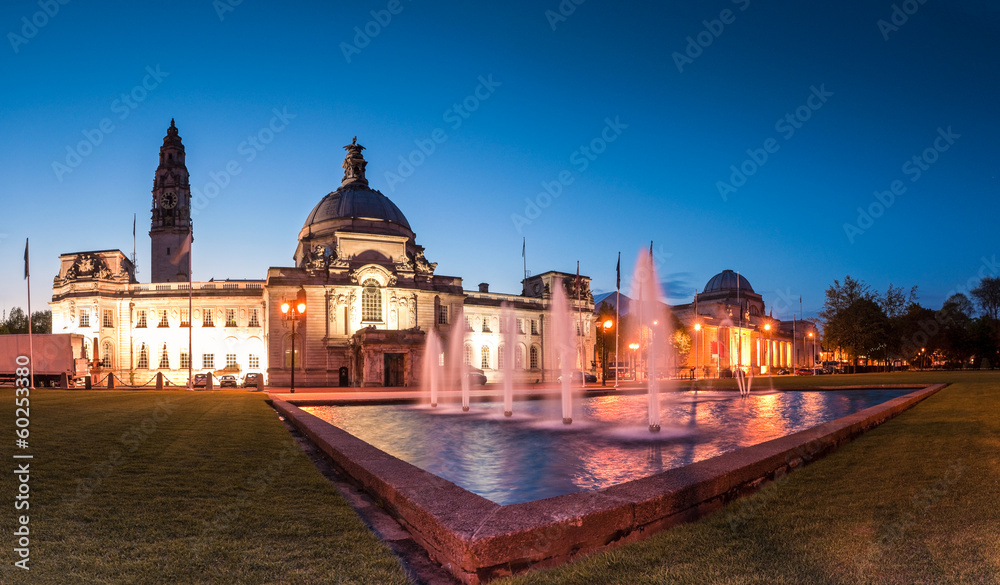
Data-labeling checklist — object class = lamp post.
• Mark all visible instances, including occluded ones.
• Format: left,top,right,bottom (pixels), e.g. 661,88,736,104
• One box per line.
280,287,307,393
601,319,613,386
808,331,815,368
693,323,701,380
628,342,639,381
764,322,772,376
919,347,925,371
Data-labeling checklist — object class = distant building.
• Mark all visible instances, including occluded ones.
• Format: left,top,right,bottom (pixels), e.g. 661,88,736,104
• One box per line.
50,123,594,387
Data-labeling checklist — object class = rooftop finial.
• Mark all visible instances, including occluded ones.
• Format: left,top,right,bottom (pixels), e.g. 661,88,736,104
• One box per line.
342,137,368,186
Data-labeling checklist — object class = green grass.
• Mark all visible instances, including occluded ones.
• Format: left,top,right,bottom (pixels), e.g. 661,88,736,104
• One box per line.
1,373,997,584
0,390,409,585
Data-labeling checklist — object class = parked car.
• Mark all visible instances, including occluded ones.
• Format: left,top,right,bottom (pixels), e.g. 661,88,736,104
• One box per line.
219,374,238,388
775,368,790,375
794,368,814,376
557,371,597,384
812,368,826,375
243,372,262,388
193,373,209,387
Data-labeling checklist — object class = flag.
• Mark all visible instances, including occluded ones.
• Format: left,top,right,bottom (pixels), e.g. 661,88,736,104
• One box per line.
23,238,29,279
615,252,620,291
133,213,136,237
521,237,525,258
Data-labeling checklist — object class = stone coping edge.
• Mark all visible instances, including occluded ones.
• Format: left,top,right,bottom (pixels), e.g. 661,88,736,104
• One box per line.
272,384,946,584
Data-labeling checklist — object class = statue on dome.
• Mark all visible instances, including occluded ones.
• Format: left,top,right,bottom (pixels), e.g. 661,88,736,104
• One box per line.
342,136,368,186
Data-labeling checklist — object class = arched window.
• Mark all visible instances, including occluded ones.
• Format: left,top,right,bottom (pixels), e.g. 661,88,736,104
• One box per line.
158,344,170,369
481,345,490,369
101,341,113,368
362,279,382,322
516,344,525,370
529,345,539,369
464,344,473,366
137,344,149,369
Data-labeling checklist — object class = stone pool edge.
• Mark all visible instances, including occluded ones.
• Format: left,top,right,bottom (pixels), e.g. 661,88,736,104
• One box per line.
272,384,946,584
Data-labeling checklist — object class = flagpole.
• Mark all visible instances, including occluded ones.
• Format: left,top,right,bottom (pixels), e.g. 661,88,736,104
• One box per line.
614,251,620,389
521,237,527,286
25,238,34,389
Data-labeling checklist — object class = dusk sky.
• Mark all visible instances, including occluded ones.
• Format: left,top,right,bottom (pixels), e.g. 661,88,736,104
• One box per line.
1,0,997,322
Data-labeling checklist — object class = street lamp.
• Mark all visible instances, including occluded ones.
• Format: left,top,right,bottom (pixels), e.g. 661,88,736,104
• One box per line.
693,323,701,380
628,342,639,381
602,319,613,386
280,287,307,393
764,322,772,376
919,347,925,371
808,331,815,367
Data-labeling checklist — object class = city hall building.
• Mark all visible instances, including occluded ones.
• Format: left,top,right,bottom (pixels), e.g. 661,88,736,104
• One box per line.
50,122,595,387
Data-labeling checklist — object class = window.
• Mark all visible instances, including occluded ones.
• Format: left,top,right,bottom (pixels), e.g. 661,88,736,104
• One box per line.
158,310,169,327
362,279,382,322
464,344,472,366
482,318,491,333
530,319,539,335
284,348,299,368
203,310,214,327
226,354,237,369
158,344,170,369
465,316,473,331
248,354,260,369
498,345,505,370
203,354,215,369
517,318,525,334
180,349,190,370
249,309,260,327
530,345,539,369
137,344,148,369
225,309,237,327
576,321,582,336
499,317,505,334
79,309,90,328
136,310,147,328
180,308,190,327
103,309,113,328
437,305,449,325
100,341,113,368
481,345,490,369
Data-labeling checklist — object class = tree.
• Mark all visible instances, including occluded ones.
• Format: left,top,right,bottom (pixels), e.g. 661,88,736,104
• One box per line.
31,311,52,334
971,277,1000,321
880,284,918,370
939,294,974,367
820,275,874,324
825,298,888,371
0,308,51,334
4,307,28,334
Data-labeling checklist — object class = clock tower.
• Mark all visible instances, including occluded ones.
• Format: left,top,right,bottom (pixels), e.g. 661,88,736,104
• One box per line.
149,119,192,282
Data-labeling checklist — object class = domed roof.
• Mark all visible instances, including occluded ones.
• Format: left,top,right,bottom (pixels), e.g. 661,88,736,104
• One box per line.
300,137,412,235
302,184,411,231
704,270,754,294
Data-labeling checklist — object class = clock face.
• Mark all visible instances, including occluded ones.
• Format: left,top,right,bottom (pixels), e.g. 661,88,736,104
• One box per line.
161,192,177,209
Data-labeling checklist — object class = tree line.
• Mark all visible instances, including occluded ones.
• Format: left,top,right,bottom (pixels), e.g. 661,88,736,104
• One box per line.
821,275,1000,370
0,308,52,335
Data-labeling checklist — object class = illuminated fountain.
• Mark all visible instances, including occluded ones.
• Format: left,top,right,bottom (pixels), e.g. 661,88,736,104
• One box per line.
422,328,442,407
632,247,672,432
550,279,576,424
501,302,516,417
448,305,471,411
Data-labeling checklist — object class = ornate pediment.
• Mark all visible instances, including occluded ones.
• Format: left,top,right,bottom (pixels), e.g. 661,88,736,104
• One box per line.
65,253,114,281
349,264,397,287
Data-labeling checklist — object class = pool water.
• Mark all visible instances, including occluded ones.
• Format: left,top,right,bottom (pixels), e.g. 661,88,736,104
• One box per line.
303,389,910,505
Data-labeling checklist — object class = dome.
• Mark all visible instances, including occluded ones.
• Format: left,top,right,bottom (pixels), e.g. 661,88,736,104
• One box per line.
704,270,754,294
302,184,411,232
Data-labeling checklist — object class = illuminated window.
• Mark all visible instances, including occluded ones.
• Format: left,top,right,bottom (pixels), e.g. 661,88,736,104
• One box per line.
437,305,449,325
464,344,472,366
482,318,491,333
226,354,237,369
481,345,490,369
225,309,237,327
180,308,190,327
362,279,382,322
529,345,539,369
203,310,214,327
180,350,190,370
136,310,147,328
137,344,148,369
79,310,90,328
158,344,170,369
248,354,259,369
498,345,505,369
100,341,113,368
103,310,114,328
158,310,169,327
517,318,525,334
203,353,214,369
530,319,539,335
249,309,260,327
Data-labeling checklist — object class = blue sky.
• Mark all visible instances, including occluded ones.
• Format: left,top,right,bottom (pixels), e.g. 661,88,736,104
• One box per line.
1,0,998,321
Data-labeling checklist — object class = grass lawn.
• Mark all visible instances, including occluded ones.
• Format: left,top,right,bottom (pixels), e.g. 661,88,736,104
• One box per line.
0,390,409,584
1,372,997,584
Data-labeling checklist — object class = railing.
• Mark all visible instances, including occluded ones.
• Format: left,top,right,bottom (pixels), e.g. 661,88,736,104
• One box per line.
131,281,265,292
